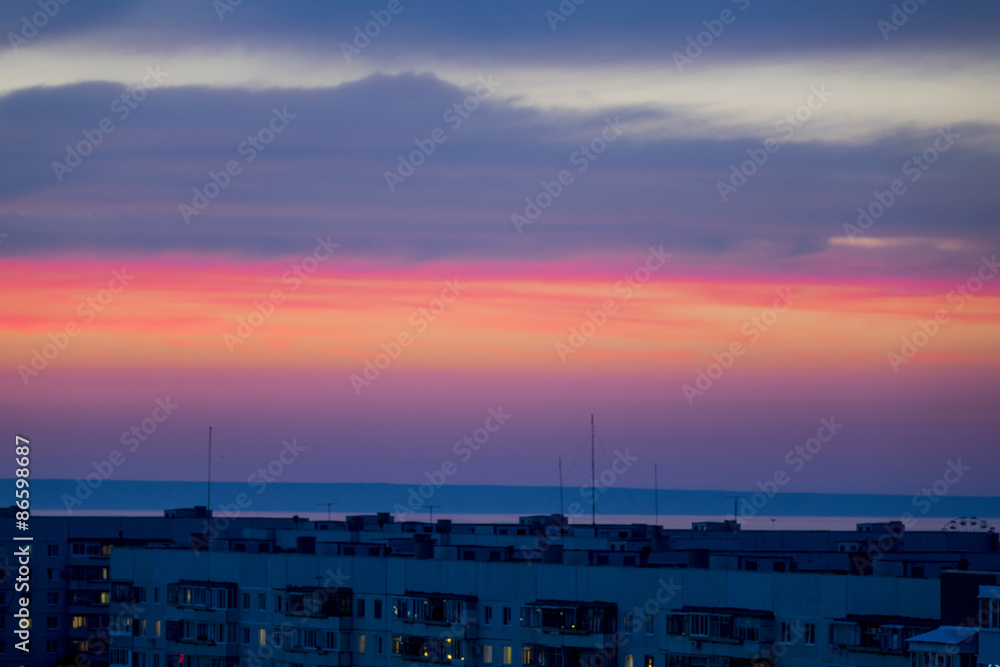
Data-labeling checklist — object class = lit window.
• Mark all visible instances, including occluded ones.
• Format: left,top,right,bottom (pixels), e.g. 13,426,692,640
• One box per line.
259,628,266,646
358,634,366,653
483,645,493,663
503,645,512,665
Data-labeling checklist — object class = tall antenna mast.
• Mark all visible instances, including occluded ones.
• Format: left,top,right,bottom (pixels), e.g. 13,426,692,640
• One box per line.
207,426,213,515
590,414,596,530
558,457,564,518
654,463,659,526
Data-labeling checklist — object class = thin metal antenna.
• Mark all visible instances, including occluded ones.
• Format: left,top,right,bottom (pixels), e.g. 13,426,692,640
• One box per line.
317,502,337,520
654,463,659,526
426,505,439,524
590,414,596,530
558,458,564,518
729,495,739,523
207,427,213,515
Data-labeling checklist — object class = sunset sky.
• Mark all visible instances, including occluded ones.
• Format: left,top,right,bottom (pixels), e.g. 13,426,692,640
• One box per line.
2,1,999,501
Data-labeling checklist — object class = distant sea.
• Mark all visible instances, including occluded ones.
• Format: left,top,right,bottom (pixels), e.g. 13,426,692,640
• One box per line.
19,480,1000,532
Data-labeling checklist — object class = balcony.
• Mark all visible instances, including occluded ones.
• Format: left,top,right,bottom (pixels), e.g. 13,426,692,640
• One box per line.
284,585,353,619
392,634,469,665
522,601,617,636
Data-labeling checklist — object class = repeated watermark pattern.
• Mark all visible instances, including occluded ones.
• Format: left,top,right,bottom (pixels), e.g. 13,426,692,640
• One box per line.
887,254,997,372
844,127,960,242
385,75,502,191
17,268,135,385
392,408,512,521
555,246,671,363
51,66,169,182
180,106,295,224
682,288,797,404
672,0,751,72
511,117,627,234
717,85,832,201
350,279,466,395
223,236,339,352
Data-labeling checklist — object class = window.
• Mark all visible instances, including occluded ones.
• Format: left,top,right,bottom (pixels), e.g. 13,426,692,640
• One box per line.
780,621,792,643
46,640,58,652
358,634,366,653
645,614,655,635
503,645,512,665
243,592,250,609
830,622,859,646
773,561,786,572
804,623,816,645
155,620,161,637
523,645,532,665
503,607,512,626
259,593,267,610
645,656,654,667
358,598,366,617
47,592,58,605
483,645,494,664
110,648,128,664
243,627,250,644
377,635,384,654
47,568,57,580
48,545,59,557
46,617,58,629
624,612,635,634
745,560,758,571
624,654,634,667
375,599,383,619
259,628,266,646
690,614,710,638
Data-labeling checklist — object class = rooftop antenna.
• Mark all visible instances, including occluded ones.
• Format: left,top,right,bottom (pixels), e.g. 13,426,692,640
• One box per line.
654,463,659,526
729,495,739,523
558,457,565,518
590,414,596,532
426,505,439,524
207,426,213,515
317,502,337,521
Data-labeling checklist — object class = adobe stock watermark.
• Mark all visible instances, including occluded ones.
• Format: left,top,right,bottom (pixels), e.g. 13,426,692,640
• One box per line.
887,254,997,372
511,117,627,234
241,568,352,667
61,398,180,513
392,408,512,521
349,279,466,395
737,417,843,522
522,448,640,562
555,246,672,363
682,288,797,404
191,438,306,551
222,236,339,352
672,0,751,72
878,0,932,40
843,127,959,242
545,0,587,31
717,85,832,201
212,0,244,21
340,0,411,62
853,458,970,570
17,268,134,386
51,65,169,182
179,106,295,224
385,75,502,191
7,0,72,53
